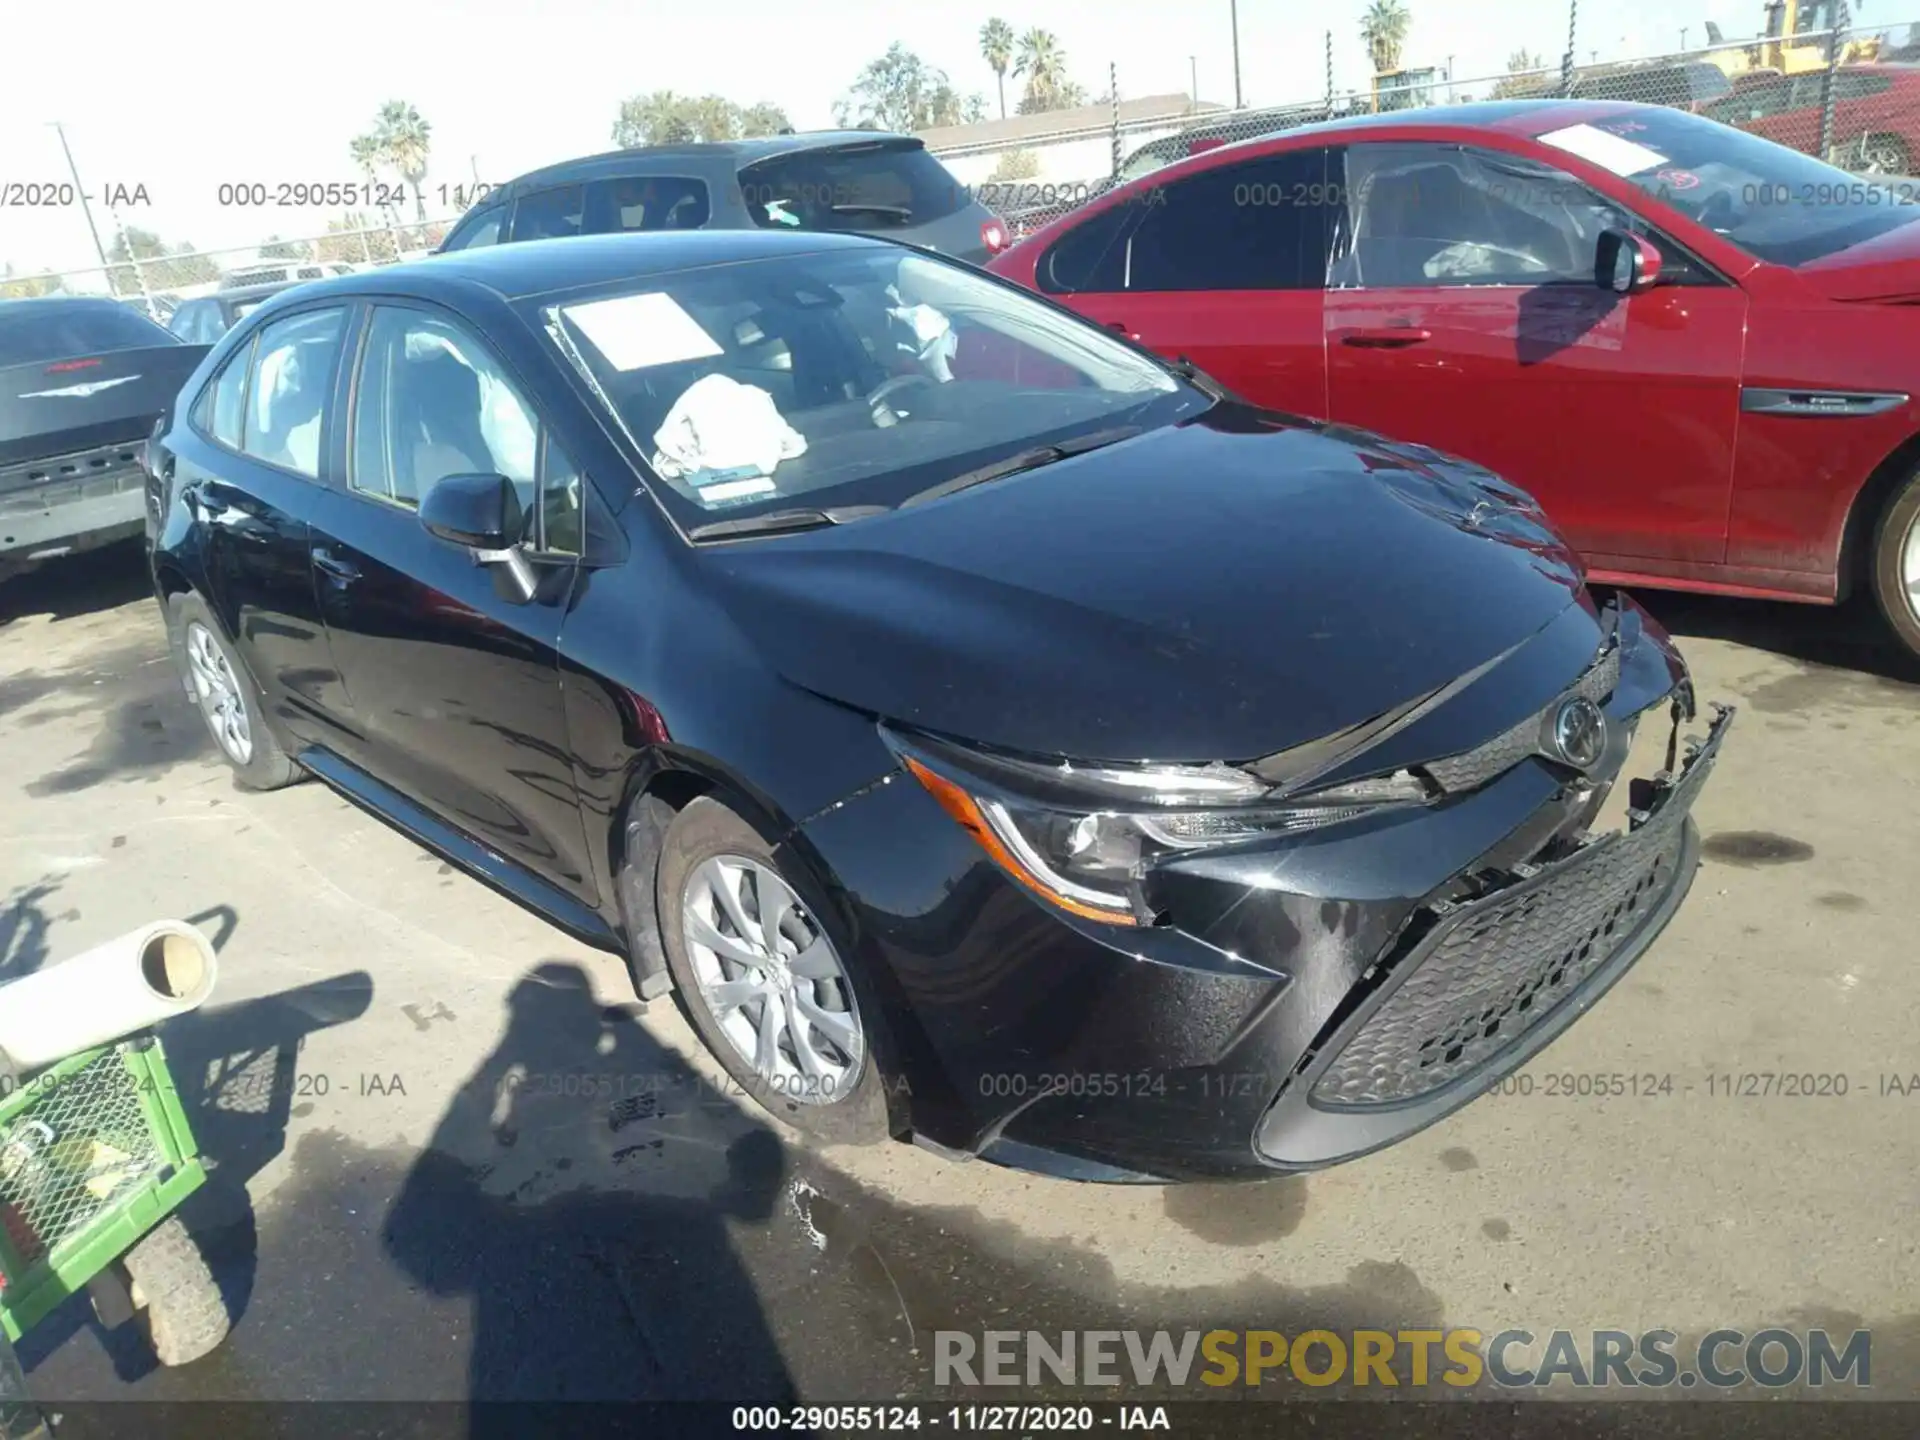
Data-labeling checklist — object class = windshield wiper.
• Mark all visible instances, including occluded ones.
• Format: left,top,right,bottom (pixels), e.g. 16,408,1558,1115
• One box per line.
830,203,914,218
1171,354,1229,402
686,504,887,541
897,425,1142,509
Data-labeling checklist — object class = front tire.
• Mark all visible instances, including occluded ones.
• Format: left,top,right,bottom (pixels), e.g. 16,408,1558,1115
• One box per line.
1869,467,1920,661
167,591,301,790
654,796,895,1144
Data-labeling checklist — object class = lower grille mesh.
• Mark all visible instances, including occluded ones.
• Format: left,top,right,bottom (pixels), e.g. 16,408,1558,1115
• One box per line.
1311,772,1688,1108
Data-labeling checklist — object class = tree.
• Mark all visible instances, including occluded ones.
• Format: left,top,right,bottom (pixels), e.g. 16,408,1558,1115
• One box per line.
1360,0,1412,74
258,235,314,261
0,263,64,299
1014,29,1071,112
612,92,791,146
1490,49,1551,99
738,101,792,137
980,17,1016,119
989,148,1040,181
833,44,971,131
352,100,432,221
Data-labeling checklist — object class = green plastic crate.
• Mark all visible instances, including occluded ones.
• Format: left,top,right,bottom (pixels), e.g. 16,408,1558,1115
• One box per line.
0,1037,206,1341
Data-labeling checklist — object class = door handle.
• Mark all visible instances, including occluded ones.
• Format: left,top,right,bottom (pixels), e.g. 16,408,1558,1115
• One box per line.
1338,327,1433,348
311,547,362,584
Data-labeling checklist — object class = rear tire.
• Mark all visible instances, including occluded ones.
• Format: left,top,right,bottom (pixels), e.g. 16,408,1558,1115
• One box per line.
654,796,897,1145
167,591,302,790
120,1215,230,1367
1869,467,1920,661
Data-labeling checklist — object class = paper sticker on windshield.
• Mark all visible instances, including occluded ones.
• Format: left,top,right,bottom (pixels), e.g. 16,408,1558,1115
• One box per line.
1538,123,1668,178
563,292,722,371
693,474,778,506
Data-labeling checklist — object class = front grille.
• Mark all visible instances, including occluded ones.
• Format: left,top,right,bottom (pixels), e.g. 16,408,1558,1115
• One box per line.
1420,640,1621,794
1311,726,1693,1109
0,442,146,512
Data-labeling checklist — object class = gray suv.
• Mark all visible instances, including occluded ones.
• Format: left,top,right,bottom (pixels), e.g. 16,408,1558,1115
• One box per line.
436,133,1008,265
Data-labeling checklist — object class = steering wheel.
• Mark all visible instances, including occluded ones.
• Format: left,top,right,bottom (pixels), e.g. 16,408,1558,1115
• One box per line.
866,373,938,428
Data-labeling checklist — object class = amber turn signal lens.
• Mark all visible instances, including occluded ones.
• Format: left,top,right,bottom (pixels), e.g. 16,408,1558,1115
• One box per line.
901,756,1139,926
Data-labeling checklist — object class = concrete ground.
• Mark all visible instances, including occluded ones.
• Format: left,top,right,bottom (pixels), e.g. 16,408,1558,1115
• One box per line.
1,544,1917,1419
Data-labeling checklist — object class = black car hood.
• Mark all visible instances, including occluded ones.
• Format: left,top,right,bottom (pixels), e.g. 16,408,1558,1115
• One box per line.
700,405,1589,763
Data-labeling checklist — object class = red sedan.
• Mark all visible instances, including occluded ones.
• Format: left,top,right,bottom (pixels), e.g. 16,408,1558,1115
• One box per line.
986,100,1920,659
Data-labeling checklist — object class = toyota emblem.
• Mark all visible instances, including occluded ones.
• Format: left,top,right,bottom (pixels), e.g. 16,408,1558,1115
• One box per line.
1551,697,1608,770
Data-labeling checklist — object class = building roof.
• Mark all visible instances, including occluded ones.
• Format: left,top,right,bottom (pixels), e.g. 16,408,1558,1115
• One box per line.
918,95,1227,155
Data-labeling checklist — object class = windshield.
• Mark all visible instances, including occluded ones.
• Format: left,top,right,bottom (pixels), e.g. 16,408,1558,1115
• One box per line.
0,301,177,367
1536,107,1920,266
538,247,1196,530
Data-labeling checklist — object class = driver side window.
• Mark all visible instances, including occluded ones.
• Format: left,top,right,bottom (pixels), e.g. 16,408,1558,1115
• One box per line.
1333,144,1632,289
349,306,583,553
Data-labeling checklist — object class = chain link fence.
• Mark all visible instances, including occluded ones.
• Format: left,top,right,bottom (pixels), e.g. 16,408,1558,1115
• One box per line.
958,16,1920,242
0,217,455,318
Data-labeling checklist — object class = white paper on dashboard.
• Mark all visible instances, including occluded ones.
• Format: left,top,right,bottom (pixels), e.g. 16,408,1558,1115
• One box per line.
1537,123,1668,178
563,292,723,371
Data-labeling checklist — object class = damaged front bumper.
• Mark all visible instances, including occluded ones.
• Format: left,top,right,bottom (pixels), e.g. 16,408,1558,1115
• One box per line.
795,596,1734,1181
1255,700,1733,1168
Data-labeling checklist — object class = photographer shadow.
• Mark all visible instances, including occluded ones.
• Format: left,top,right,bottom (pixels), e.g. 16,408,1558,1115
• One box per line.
381,960,795,1424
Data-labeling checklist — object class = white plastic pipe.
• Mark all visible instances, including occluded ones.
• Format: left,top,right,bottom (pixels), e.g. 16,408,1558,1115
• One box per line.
0,921,218,1071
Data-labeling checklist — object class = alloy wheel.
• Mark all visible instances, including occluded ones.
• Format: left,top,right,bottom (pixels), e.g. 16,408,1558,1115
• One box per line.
184,621,253,765
1903,511,1920,624
681,855,863,1102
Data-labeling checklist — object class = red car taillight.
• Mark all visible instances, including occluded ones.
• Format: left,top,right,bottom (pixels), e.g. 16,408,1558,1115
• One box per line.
980,217,1010,255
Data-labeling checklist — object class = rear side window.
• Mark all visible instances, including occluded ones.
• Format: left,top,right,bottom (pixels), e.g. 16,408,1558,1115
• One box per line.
241,308,345,477
198,339,252,449
441,205,506,251
1037,202,1138,294
739,143,965,232
585,175,712,232
1124,148,1335,291
511,185,586,242
0,303,176,367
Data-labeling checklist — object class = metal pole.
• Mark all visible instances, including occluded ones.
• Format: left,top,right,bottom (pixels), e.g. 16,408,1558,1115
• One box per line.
1819,4,1848,161
1110,64,1121,180
1326,32,1335,115
1190,55,1198,107
49,122,110,272
1561,0,1579,98
1230,0,1243,108
1681,26,1689,50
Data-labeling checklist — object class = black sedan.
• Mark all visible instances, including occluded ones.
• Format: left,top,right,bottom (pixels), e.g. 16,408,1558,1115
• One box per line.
144,230,1730,1181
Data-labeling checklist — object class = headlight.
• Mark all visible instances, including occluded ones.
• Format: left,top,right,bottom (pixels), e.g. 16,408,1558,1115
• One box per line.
885,726,1431,926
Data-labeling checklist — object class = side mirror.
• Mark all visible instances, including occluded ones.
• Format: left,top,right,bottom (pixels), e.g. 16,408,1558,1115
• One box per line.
419,473,538,603
1596,229,1664,295
420,472,524,550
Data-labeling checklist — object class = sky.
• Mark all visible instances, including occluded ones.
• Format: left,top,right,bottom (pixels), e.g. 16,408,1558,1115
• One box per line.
0,0,1766,275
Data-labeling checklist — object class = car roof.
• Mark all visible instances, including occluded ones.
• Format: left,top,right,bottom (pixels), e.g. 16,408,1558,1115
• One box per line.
495,131,925,194
0,293,137,313
1158,99,1703,171
199,281,299,305
267,228,890,307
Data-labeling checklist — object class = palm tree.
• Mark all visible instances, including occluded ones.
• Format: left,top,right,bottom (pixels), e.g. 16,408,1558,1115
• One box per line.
1014,28,1069,112
374,100,433,220
980,18,1016,118
1360,0,1412,74
348,132,400,236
